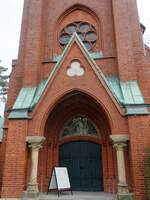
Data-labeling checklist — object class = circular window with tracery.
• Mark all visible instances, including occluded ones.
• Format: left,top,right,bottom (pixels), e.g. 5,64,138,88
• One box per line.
59,21,97,51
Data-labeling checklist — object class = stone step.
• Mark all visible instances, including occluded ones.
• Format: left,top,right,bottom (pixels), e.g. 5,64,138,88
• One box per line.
39,192,116,200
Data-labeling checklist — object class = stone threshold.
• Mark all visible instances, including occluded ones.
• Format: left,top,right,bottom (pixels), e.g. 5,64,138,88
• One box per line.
0,192,116,200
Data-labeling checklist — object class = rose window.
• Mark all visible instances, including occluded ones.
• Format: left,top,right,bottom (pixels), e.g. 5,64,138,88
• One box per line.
59,21,97,51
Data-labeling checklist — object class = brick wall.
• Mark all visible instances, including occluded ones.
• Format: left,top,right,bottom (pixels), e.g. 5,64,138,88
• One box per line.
1,120,28,197
128,116,150,200
2,0,150,199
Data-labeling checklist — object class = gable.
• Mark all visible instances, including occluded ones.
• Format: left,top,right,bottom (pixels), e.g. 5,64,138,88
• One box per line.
31,34,123,115
9,33,149,119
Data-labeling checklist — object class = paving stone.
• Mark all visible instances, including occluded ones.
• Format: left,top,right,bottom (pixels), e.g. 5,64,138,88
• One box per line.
39,192,116,200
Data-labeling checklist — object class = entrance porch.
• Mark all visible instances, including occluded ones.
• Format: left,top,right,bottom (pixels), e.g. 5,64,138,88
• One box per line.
24,92,134,200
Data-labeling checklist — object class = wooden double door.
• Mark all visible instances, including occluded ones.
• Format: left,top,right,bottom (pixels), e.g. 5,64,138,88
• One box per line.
59,141,103,191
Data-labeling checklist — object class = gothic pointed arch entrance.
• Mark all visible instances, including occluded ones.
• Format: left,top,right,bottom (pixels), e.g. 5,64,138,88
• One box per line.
59,116,103,191
39,91,117,193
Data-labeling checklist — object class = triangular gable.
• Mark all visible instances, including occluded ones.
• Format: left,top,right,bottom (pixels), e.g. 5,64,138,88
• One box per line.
36,33,123,113
9,33,149,119
36,33,148,115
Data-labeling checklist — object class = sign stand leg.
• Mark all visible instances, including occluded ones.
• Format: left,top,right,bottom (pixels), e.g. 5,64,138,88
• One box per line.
71,189,73,195
57,190,60,197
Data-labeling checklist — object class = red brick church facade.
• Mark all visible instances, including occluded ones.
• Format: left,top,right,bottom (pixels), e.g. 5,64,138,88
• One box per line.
0,0,150,200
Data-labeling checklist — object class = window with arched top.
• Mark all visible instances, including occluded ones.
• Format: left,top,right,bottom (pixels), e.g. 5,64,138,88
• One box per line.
55,5,102,54
61,116,100,137
59,21,97,51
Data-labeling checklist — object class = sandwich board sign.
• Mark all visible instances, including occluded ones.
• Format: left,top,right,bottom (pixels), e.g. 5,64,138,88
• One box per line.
48,167,73,196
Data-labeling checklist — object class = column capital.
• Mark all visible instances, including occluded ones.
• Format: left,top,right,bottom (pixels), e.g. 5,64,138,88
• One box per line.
26,136,46,150
110,134,129,144
114,143,127,151
26,136,45,144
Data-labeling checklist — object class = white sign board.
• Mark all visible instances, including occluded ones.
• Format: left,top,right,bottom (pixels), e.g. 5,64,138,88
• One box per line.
49,167,71,191
55,167,71,190
49,169,57,190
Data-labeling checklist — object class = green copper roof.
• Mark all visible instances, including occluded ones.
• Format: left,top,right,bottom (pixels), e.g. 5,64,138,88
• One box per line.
106,76,148,115
90,51,104,60
9,80,46,119
8,110,29,119
120,81,144,104
13,87,36,110
106,76,144,104
106,76,124,103
0,116,4,142
53,54,62,62
9,33,149,118
125,105,149,115
53,51,104,62
30,80,46,108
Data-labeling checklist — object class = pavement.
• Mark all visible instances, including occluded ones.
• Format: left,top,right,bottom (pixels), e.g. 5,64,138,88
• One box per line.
39,192,116,200
0,192,116,200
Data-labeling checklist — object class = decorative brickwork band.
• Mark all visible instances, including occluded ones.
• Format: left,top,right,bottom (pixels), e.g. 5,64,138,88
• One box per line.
23,136,45,198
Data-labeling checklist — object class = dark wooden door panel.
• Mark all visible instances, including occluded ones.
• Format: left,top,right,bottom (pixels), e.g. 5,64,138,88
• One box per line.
59,141,103,191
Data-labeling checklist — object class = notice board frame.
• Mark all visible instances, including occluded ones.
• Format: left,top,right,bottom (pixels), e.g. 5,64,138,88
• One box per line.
47,167,73,196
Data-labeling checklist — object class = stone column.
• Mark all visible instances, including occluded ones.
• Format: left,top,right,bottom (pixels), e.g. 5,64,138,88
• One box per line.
114,142,128,193
23,136,45,198
110,134,135,200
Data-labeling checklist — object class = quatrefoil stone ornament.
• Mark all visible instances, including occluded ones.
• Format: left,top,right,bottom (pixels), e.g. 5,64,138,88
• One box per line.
67,61,85,77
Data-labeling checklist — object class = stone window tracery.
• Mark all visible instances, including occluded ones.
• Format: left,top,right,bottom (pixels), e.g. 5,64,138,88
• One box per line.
59,21,97,51
66,60,85,77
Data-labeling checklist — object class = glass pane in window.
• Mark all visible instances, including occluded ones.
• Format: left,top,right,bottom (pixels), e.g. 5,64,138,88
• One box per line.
86,31,97,42
83,41,91,50
60,33,70,45
66,24,77,34
79,22,90,33
77,32,84,41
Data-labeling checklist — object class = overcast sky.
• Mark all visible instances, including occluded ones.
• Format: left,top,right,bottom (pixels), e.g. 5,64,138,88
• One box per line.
0,0,150,116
